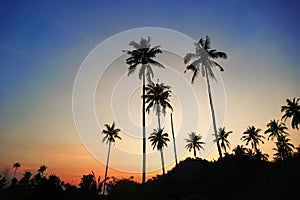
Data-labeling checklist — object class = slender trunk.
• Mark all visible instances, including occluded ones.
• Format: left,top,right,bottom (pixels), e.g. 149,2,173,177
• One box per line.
160,148,165,175
204,66,222,158
194,147,197,158
13,168,17,179
170,113,178,166
103,141,111,195
142,69,146,184
157,104,161,130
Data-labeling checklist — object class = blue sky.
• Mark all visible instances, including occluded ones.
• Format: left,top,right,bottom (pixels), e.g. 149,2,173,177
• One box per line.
0,0,300,182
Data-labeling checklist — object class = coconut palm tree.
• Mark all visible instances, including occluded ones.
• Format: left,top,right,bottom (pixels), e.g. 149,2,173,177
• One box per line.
184,36,227,158
281,97,300,130
124,37,164,183
102,122,121,194
38,165,47,176
144,80,173,129
185,132,205,158
13,162,21,179
241,126,265,152
148,128,170,175
217,127,232,155
264,119,288,140
273,135,294,161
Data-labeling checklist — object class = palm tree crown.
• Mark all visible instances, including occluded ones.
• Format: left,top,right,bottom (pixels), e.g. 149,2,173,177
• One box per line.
184,36,227,83
264,119,288,140
281,97,300,130
13,162,21,179
144,81,173,115
102,122,121,144
148,128,170,151
124,36,164,82
38,165,47,176
217,127,232,154
241,126,265,151
185,132,205,158
273,135,295,160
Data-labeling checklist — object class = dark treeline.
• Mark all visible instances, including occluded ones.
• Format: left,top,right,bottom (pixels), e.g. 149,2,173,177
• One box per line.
1,149,300,200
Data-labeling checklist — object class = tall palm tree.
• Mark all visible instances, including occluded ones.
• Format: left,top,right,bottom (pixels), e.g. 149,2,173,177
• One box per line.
38,165,47,176
101,122,121,194
264,119,288,140
148,128,170,175
185,132,205,158
217,127,232,155
184,36,227,158
281,97,300,130
273,135,294,161
144,80,173,129
124,37,164,183
13,162,21,179
241,126,265,152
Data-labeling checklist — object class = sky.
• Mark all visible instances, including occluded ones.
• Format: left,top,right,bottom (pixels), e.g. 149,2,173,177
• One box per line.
1,0,300,184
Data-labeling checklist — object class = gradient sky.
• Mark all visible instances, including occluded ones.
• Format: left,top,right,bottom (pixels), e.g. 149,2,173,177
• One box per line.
1,0,300,184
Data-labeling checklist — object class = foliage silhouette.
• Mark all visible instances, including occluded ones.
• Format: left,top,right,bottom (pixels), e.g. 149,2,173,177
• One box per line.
281,97,300,130
273,135,294,161
185,132,205,158
184,36,227,158
148,128,170,175
124,36,164,183
241,126,265,152
264,119,288,140
216,127,232,155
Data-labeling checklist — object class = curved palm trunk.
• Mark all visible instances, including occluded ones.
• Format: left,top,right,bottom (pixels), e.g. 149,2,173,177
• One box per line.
103,141,111,195
142,69,146,184
160,148,165,175
170,113,178,166
204,66,222,158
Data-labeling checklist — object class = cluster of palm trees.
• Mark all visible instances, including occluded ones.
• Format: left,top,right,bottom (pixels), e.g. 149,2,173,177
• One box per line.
100,35,228,185
100,35,300,186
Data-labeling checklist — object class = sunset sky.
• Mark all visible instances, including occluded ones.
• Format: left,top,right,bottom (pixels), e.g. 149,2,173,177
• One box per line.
1,0,300,184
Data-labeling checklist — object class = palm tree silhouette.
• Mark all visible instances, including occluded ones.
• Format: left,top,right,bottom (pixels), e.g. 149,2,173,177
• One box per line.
144,80,173,129
148,128,170,175
273,135,294,161
232,145,247,156
101,122,121,194
185,132,205,158
38,165,47,176
281,97,300,130
13,162,21,179
264,119,288,141
216,127,232,155
241,126,265,152
184,36,227,158
124,37,164,183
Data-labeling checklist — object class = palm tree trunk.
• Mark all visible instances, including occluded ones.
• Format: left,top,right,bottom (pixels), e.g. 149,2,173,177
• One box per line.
204,66,222,158
142,69,146,184
194,147,197,158
170,113,178,166
13,168,17,179
160,148,165,175
103,141,111,195
157,104,161,129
